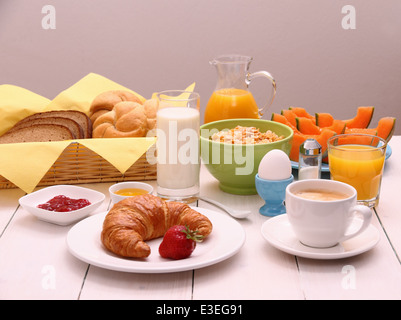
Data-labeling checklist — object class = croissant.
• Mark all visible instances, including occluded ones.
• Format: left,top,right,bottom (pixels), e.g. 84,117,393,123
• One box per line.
101,194,213,258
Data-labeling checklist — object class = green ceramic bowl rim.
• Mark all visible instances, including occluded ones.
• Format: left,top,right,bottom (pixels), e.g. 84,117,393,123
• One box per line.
200,118,294,147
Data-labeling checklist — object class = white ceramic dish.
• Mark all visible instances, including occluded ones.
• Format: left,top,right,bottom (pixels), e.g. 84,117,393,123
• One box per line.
19,185,105,226
66,207,246,273
109,181,153,204
261,214,380,260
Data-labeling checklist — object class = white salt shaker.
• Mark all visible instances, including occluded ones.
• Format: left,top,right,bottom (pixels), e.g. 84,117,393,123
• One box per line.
298,139,322,180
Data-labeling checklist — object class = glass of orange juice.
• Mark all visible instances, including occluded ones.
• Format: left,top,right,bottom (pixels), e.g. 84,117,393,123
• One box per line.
327,134,387,208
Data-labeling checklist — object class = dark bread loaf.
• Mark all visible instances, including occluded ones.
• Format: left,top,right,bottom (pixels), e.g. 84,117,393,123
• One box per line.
18,110,92,138
8,116,83,139
0,124,74,144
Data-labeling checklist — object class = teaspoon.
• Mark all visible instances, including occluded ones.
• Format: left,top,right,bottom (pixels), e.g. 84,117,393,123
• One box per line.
198,196,251,219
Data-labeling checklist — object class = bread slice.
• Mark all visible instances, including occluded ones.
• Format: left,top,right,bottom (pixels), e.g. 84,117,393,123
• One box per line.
18,110,92,138
0,124,74,144
9,116,83,139
52,110,92,138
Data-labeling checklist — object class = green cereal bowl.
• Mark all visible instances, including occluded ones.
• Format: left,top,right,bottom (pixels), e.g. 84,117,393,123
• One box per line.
200,119,293,195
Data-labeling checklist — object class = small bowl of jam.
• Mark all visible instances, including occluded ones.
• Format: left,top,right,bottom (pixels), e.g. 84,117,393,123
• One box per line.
19,185,106,226
109,181,154,204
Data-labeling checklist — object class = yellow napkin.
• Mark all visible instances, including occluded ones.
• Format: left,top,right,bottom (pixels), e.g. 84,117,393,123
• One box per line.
0,138,156,194
0,141,71,193
79,138,156,174
0,85,51,136
0,73,195,193
45,72,146,113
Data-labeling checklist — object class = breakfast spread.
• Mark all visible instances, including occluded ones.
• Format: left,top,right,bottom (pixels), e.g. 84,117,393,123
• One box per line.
0,72,398,271
37,195,91,212
101,194,212,258
211,126,284,144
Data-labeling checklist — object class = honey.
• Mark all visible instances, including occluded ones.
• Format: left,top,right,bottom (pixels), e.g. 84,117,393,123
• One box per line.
114,188,149,196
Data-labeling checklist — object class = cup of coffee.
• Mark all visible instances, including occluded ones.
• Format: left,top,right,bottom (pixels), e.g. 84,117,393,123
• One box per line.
285,179,372,248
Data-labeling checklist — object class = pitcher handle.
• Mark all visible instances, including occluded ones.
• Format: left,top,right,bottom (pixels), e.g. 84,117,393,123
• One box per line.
246,71,277,117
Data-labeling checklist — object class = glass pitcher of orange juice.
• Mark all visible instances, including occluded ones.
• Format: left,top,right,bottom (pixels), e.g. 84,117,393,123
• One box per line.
204,54,276,123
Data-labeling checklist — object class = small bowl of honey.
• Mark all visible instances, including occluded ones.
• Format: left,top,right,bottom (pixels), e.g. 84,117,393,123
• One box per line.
109,181,154,204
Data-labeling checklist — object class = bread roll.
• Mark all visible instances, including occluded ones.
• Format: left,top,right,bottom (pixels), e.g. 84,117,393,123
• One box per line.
143,98,158,131
92,102,147,138
90,90,143,123
92,99,159,138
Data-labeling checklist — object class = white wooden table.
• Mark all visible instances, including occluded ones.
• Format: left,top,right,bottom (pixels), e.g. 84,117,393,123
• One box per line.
1,136,400,301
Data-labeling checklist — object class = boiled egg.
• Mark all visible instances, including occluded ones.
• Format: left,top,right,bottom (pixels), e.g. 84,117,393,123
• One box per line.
258,149,292,180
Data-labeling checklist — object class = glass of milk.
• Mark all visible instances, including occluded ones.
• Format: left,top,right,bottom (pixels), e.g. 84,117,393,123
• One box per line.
156,90,200,203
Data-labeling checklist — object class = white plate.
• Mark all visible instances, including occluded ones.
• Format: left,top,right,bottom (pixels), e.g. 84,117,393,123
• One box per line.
261,215,380,260
66,207,246,273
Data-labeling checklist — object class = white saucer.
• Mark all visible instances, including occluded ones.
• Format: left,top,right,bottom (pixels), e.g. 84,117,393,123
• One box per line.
261,215,380,260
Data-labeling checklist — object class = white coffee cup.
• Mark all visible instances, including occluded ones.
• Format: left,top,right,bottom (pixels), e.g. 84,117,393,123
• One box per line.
285,179,372,248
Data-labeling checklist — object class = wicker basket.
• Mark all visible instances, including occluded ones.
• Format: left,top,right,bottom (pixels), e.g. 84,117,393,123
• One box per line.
0,142,156,190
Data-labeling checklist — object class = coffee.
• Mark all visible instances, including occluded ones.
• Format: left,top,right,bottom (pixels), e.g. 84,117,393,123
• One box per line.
286,180,372,248
294,189,349,201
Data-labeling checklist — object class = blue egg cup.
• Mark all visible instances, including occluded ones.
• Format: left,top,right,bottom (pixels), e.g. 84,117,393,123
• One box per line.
255,174,294,217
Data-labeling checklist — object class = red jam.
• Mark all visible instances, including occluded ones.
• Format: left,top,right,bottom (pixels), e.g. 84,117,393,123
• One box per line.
37,195,91,212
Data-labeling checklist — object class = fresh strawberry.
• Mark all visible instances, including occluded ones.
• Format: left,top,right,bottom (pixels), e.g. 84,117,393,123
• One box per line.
159,225,204,260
